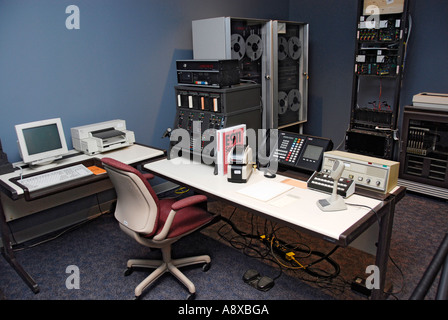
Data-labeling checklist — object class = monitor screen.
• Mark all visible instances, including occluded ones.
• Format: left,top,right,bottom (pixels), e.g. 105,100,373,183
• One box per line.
22,124,63,155
302,144,324,161
15,118,69,166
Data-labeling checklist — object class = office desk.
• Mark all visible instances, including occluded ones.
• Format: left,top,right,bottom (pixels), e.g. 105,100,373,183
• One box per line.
0,143,164,201
0,143,165,293
144,158,405,300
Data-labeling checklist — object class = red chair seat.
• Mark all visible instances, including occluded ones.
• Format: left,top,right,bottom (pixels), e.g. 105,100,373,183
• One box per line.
153,198,213,239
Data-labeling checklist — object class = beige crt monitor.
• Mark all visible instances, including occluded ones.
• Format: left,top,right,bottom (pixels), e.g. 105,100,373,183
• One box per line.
321,150,399,194
15,118,69,167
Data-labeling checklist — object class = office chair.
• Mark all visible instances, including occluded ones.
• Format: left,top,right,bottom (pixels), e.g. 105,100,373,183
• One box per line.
101,157,216,299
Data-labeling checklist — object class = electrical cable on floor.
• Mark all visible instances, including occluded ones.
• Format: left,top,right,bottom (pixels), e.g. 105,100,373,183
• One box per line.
346,201,406,298
216,201,409,298
218,212,283,280
269,236,306,270
218,209,344,285
268,234,341,279
174,186,190,195
382,250,406,299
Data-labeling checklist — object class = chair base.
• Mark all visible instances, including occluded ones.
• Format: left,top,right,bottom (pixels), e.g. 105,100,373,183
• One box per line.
126,245,211,299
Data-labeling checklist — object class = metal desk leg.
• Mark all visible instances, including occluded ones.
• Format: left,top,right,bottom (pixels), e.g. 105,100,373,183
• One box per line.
0,199,40,294
371,196,396,300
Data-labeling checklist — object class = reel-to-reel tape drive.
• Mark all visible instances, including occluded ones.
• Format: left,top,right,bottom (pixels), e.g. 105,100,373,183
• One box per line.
192,17,309,131
277,89,301,115
276,23,305,128
231,32,263,62
228,20,265,84
278,35,302,61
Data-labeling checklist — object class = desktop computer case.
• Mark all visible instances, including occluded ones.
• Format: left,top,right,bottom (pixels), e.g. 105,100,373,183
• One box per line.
192,17,309,131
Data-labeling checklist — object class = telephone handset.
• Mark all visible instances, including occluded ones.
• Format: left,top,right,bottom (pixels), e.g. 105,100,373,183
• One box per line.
267,130,333,173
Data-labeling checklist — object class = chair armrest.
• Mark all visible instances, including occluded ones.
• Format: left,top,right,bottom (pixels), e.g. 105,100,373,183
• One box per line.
142,173,155,180
152,195,207,241
171,195,207,211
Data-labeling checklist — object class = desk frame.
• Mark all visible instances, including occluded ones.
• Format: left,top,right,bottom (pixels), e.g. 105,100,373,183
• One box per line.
0,144,165,294
0,201,40,293
144,158,405,300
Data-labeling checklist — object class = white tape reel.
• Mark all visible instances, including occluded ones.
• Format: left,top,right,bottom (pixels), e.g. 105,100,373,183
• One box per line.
288,36,302,60
278,37,288,61
288,89,301,112
278,91,288,114
245,34,263,61
231,34,246,61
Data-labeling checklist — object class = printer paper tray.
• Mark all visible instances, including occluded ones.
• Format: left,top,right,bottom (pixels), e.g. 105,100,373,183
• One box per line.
92,129,125,140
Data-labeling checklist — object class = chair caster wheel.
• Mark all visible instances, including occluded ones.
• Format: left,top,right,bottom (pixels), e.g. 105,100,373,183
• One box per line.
187,292,196,300
124,267,133,276
202,263,211,272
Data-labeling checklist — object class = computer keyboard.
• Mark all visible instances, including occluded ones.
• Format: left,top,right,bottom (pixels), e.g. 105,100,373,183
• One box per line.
19,164,94,191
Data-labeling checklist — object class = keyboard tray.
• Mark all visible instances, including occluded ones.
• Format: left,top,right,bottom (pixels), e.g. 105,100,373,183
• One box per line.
11,158,107,201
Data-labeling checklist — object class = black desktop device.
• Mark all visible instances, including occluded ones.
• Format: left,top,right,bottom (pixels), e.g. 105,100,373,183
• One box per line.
169,83,261,162
176,59,240,88
0,139,14,174
264,130,333,174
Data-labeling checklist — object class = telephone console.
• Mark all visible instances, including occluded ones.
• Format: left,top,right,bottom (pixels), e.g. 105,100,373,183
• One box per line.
271,131,333,173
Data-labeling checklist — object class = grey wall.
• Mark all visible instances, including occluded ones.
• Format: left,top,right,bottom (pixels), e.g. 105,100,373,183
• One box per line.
0,0,289,162
289,0,448,149
289,0,357,147
398,0,448,118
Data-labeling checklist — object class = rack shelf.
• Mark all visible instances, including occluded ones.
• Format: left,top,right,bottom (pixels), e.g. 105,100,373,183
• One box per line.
399,106,448,198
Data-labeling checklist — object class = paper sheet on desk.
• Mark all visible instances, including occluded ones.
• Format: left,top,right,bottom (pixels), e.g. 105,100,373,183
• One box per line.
269,192,301,207
237,181,293,202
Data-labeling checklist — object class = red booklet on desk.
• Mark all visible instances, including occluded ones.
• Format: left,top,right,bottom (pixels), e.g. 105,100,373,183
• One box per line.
216,124,246,176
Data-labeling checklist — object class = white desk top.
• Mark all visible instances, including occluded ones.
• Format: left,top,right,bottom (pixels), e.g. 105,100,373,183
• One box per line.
0,144,164,197
144,158,383,243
